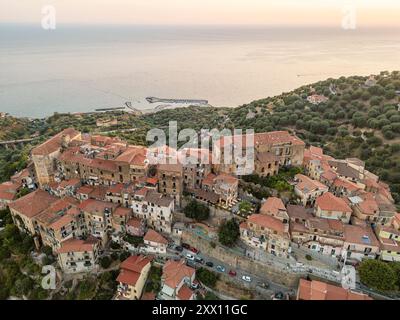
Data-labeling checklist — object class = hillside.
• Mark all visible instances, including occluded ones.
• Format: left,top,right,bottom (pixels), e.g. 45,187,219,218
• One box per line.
0,71,399,204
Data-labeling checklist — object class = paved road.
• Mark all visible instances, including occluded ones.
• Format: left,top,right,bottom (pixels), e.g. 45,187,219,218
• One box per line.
168,246,293,298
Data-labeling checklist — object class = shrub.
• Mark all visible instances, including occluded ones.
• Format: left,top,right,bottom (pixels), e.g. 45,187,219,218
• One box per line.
218,219,240,247
359,259,397,292
184,199,210,221
305,254,313,261
197,268,219,288
99,256,112,269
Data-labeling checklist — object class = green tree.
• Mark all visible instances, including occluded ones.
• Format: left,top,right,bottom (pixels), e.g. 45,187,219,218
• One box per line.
359,259,397,292
196,267,219,288
184,199,210,221
99,256,112,269
218,219,240,247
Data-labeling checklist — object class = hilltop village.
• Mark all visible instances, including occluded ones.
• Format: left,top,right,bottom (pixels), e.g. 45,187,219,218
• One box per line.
0,125,399,300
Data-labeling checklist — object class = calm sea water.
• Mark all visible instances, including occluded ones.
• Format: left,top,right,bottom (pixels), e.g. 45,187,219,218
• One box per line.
1,24,400,118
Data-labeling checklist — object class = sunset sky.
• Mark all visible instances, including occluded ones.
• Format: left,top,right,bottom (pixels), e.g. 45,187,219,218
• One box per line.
1,0,400,27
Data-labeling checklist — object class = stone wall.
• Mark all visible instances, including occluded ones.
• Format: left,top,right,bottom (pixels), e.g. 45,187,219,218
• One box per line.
182,230,302,288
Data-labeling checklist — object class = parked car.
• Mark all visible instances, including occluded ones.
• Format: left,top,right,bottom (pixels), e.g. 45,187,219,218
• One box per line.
205,261,214,268
195,257,205,264
186,253,195,261
272,292,285,300
191,280,200,290
228,270,237,277
182,243,191,250
190,247,199,254
175,246,183,252
241,275,252,282
216,265,226,273
258,282,269,289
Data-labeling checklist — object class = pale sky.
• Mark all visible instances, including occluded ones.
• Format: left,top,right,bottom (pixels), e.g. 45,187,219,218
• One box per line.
1,0,400,26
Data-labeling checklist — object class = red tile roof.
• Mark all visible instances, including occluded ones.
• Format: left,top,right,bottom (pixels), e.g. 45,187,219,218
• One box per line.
295,174,328,193
219,131,305,148
57,236,99,254
246,214,287,236
177,284,194,300
8,189,59,218
127,217,142,228
114,207,132,217
163,260,195,289
344,224,380,247
78,199,118,215
144,229,168,245
32,128,80,156
260,197,286,216
298,279,372,300
316,192,352,213
117,255,152,286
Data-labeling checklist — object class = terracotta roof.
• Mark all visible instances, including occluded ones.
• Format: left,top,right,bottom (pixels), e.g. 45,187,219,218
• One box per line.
333,178,362,192
287,205,312,220
144,229,168,245
146,177,158,185
260,197,286,216
344,224,380,247
177,284,194,300
202,173,216,185
49,214,75,230
77,185,94,195
88,185,108,200
321,170,337,182
114,207,132,217
219,131,305,148
295,174,328,193
32,128,80,156
144,190,174,207
127,217,142,228
189,188,219,204
298,279,372,300
0,181,20,201
115,146,147,166
158,163,183,173
141,292,156,300
78,199,118,215
106,183,124,194
163,260,195,289
117,255,152,286
35,199,75,227
214,173,238,185
8,189,59,218
246,214,287,236
59,179,81,188
57,236,99,254
256,151,279,163
316,192,352,213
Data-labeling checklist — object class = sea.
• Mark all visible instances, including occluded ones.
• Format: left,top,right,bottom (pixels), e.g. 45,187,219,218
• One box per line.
1,24,400,118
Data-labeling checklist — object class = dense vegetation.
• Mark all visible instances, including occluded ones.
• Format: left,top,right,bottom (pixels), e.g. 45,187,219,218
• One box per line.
0,208,50,300
218,218,240,247
184,199,210,221
196,267,219,288
358,259,400,292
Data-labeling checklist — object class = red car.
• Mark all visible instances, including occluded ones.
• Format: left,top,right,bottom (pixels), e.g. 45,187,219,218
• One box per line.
228,270,237,277
190,247,199,254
